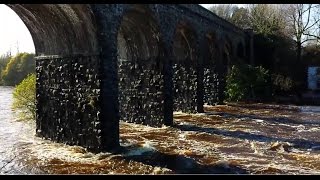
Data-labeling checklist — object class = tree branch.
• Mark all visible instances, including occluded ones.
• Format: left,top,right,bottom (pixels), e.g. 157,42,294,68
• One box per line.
301,38,318,44
303,4,312,30
303,32,320,40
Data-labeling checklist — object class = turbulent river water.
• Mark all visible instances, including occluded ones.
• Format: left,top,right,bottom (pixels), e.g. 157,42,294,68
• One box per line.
2,86,320,174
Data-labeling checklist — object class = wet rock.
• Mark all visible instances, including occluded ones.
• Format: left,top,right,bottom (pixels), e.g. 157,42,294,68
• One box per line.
269,141,292,152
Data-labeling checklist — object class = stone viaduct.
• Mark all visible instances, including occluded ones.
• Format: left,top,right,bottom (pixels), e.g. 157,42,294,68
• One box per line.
7,4,254,152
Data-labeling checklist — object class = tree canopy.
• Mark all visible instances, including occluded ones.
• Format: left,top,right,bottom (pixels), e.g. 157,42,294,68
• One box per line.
1,52,35,86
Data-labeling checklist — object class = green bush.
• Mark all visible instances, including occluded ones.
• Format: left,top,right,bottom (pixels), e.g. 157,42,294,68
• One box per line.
225,64,270,102
12,74,36,120
272,74,294,93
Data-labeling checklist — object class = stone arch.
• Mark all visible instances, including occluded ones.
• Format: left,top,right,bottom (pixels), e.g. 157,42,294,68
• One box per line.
117,4,166,127
172,21,198,113
6,5,102,150
7,4,99,56
203,32,219,105
204,32,219,66
215,35,233,105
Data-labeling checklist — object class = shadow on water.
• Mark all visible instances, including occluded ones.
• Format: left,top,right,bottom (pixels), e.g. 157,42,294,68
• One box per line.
204,111,320,126
226,103,300,112
117,146,249,174
173,123,320,151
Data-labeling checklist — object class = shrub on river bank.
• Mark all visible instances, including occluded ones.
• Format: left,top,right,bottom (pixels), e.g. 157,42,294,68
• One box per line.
12,73,36,120
225,64,270,102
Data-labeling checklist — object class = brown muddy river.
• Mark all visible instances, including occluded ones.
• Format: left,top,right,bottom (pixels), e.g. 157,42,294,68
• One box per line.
1,86,320,174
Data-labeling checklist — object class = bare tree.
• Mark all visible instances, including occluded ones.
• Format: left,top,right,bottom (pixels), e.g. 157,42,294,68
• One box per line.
209,4,238,21
230,7,251,29
209,4,253,29
248,4,287,36
286,4,320,62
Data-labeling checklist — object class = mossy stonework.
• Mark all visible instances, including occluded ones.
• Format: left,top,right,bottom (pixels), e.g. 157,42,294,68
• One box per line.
8,4,253,151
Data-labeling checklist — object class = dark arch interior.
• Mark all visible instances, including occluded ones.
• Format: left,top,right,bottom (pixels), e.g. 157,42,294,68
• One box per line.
223,38,233,73
7,4,99,56
237,42,245,60
173,25,196,63
117,6,165,127
204,33,218,67
216,38,233,104
172,23,198,113
203,33,219,105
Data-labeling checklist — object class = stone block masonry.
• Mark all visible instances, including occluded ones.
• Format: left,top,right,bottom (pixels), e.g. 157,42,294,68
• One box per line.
35,55,103,151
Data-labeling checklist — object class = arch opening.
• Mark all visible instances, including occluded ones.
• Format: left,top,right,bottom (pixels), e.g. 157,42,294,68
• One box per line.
203,33,219,105
117,6,165,127
172,23,198,113
216,37,233,104
223,38,233,74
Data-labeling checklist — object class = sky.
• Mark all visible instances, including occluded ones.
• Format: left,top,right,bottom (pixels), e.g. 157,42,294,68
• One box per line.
0,4,245,56
0,4,35,56
200,4,246,9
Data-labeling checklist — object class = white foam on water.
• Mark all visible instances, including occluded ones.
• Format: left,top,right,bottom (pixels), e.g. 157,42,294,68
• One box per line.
253,119,264,123
125,140,156,157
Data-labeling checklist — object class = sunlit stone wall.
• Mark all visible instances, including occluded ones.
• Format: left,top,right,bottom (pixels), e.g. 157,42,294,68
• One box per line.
35,55,103,151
